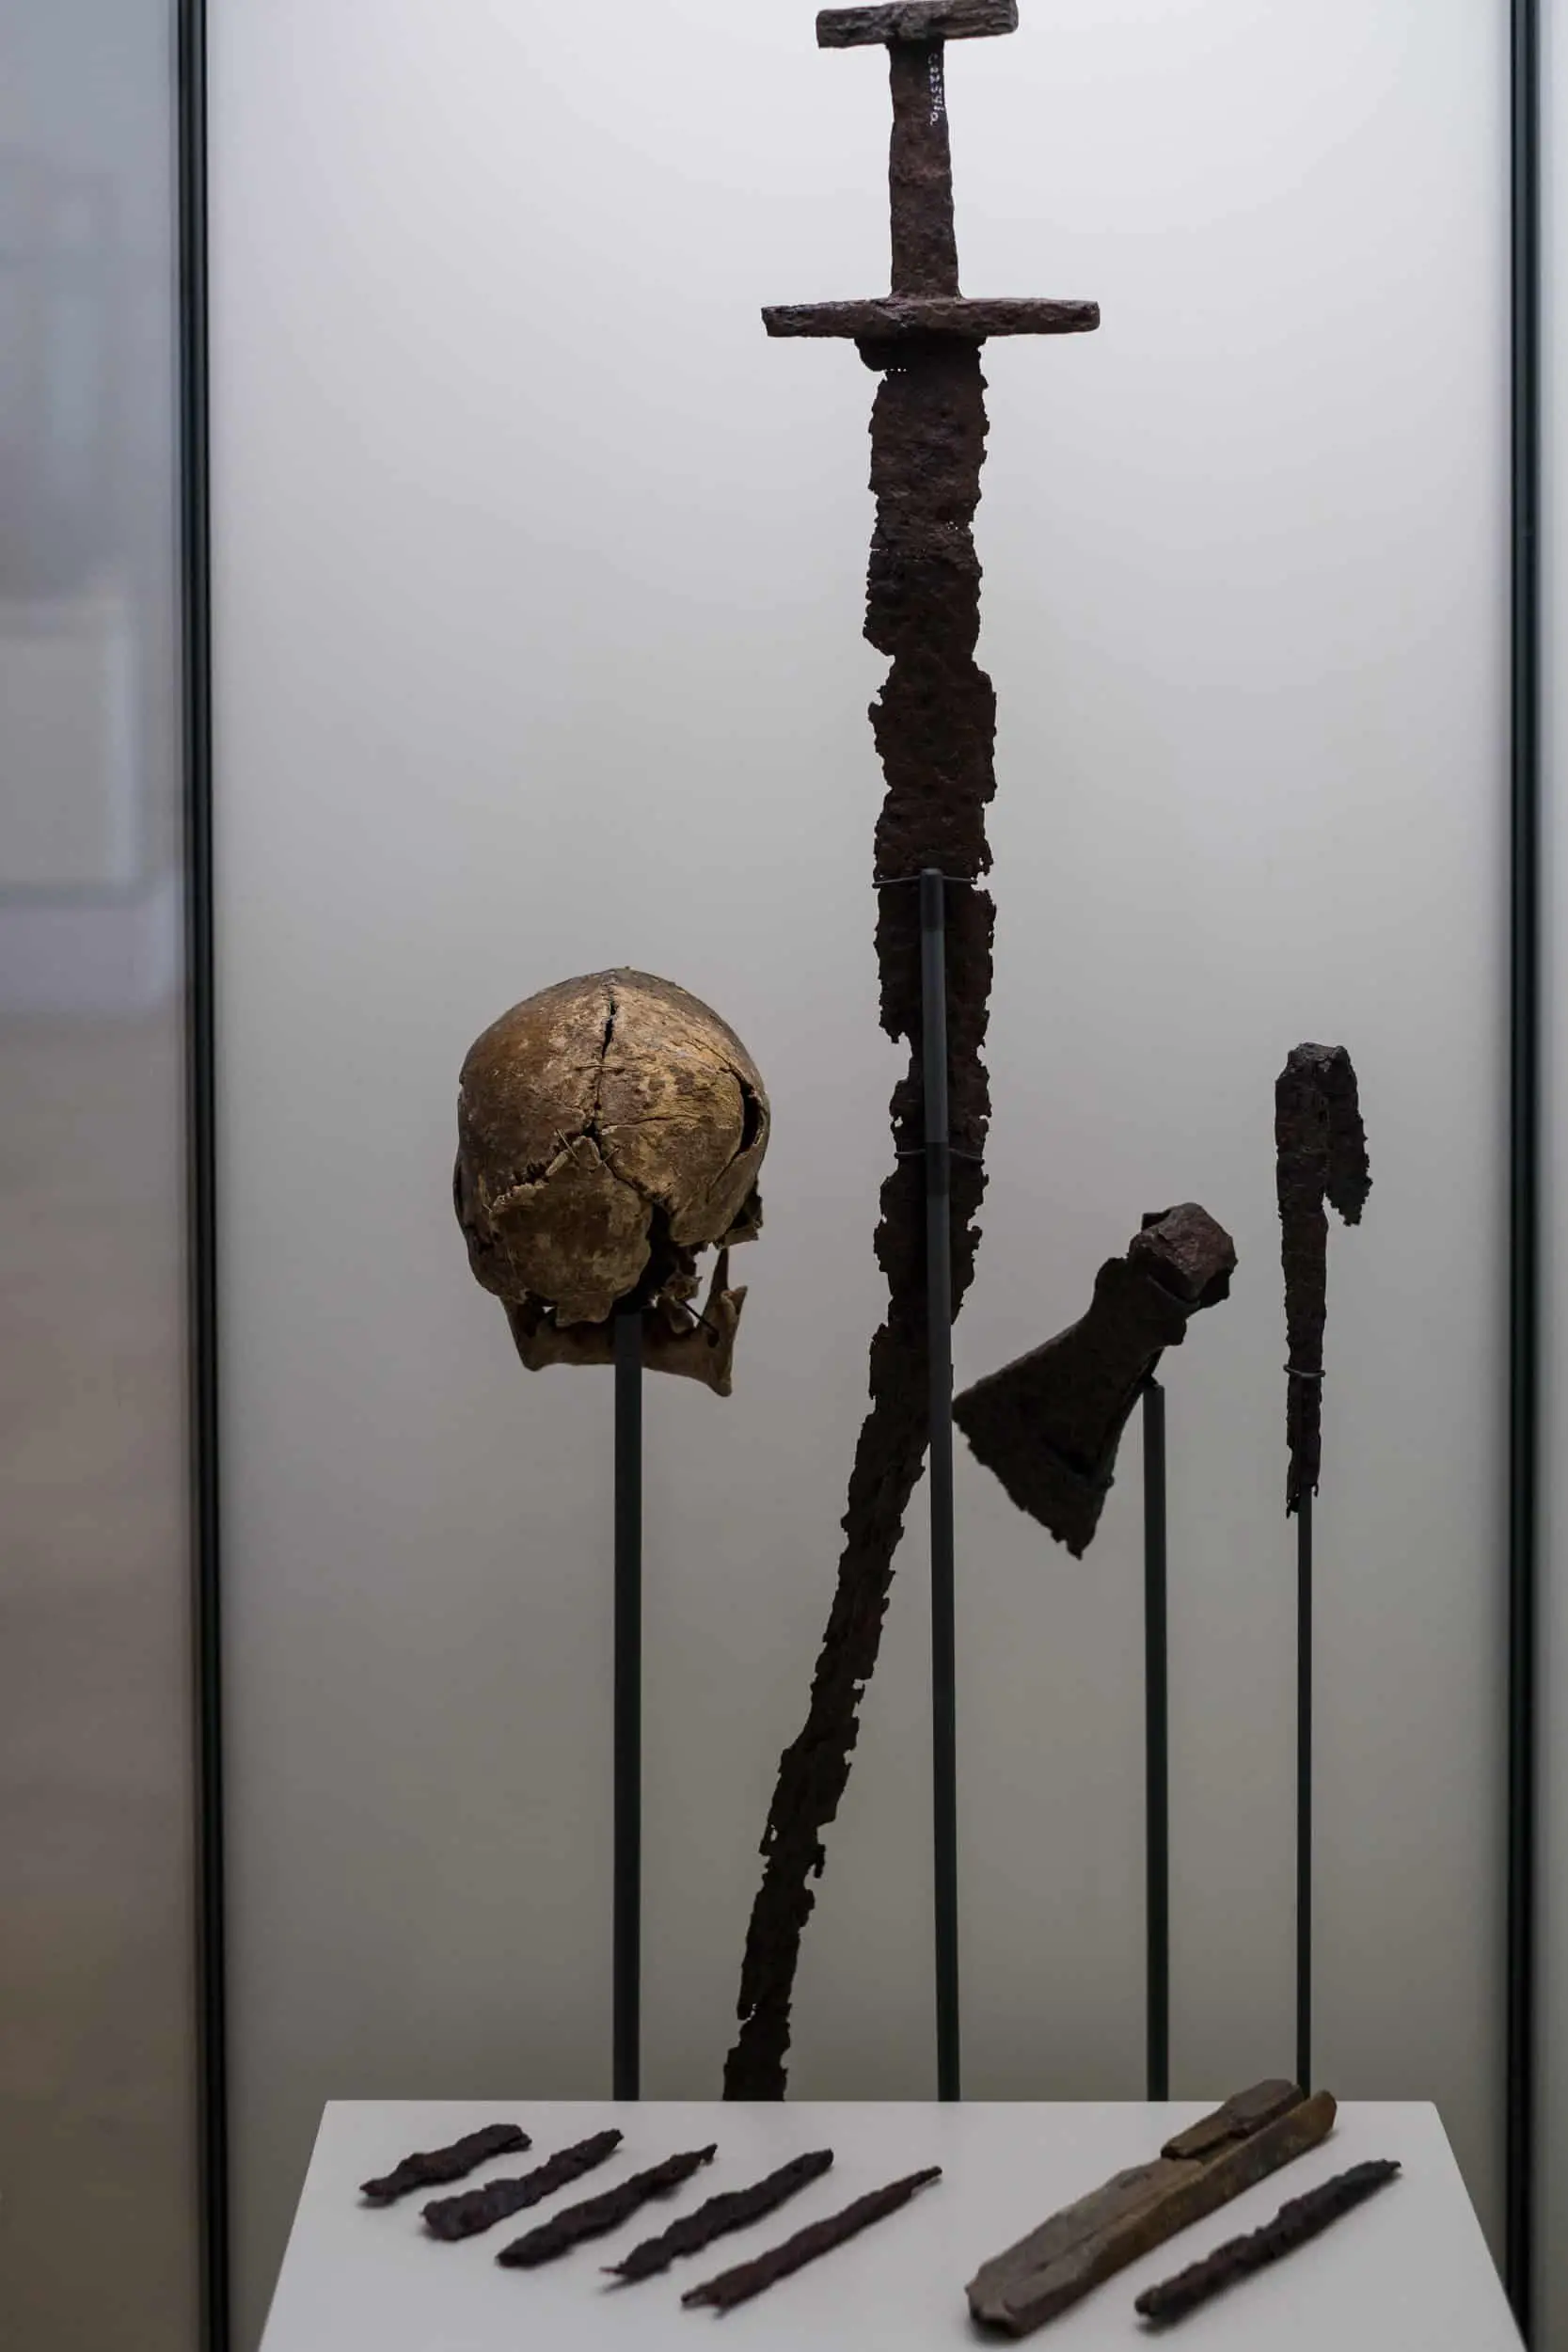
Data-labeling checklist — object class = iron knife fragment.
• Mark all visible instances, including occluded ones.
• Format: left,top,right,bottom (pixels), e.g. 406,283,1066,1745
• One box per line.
422,2129,622,2240
955,1203,1235,1556
726,0,1099,2100
683,2165,941,2312
608,2149,834,2280
1275,1043,1370,1510
359,2121,529,2205
497,2144,716,2267
1133,2155,1400,2326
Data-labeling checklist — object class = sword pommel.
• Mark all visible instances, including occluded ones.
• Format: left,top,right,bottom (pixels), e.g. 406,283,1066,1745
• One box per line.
816,0,1018,46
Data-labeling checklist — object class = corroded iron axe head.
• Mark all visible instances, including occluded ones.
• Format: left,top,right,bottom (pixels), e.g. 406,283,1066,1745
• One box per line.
771,0,1100,360
954,1202,1236,1557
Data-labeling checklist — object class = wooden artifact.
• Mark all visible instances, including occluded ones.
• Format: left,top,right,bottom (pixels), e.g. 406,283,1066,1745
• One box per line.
966,2080,1336,2335
455,970,769,1396
725,0,1099,2106
682,2165,942,2312
607,2149,834,2281
496,2143,717,2267
358,2121,529,2204
421,2129,622,2241
1133,2156,1401,2326
1275,1044,1370,1510
954,1203,1236,1556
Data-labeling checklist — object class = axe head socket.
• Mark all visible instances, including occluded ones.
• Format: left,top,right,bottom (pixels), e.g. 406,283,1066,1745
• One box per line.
1133,1201,1238,1309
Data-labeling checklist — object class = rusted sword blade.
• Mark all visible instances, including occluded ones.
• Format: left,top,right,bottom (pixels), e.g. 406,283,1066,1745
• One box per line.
724,0,1098,2102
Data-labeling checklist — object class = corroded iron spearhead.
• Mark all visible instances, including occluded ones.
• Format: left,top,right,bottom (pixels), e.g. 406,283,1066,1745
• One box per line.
1275,1043,1371,1512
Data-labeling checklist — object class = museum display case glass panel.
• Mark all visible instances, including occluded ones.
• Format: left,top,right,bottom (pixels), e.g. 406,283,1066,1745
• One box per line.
0,3,199,2347
211,2,1516,2344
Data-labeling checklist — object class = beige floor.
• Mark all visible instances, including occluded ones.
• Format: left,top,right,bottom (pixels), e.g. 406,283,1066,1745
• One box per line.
0,1010,199,2351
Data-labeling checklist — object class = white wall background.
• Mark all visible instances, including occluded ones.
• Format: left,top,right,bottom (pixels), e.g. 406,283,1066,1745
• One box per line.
210,3,1508,2343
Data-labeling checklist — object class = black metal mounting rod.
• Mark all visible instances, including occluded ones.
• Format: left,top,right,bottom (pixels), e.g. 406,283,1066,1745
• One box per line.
920,866,960,2102
613,1311,643,2100
1142,1376,1169,2100
1506,0,1540,2328
1295,1478,1313,2094
177,2,229,2342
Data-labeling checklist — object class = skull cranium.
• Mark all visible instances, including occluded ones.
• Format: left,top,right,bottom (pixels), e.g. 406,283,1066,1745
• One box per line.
453,969,768,1393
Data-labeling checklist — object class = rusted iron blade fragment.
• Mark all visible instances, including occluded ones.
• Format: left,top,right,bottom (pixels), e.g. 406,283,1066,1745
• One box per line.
359,2122,529,2205
497,2145,716,2268
1134,2156,1401,2327
421,2130,622,2241
607,2149,834,2281
764,297,1100,343
682,2166,942,2311
954,1202,1236,1557
1275,1043,1370,1511
818,0,1019,45
725,342,995,2101
967,2083,1336,2336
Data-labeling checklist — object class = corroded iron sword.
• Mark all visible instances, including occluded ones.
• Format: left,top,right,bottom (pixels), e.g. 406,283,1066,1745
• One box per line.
724,0,1098,2101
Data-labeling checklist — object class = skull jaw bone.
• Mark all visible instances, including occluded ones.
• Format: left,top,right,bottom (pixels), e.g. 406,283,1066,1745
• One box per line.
504,1249,748,1397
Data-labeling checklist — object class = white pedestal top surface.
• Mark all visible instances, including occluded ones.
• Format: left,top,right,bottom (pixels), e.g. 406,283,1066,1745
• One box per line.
260,2098,1518,2350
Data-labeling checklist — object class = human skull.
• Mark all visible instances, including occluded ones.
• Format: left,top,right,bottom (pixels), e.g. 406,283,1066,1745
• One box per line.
454,969,768,1394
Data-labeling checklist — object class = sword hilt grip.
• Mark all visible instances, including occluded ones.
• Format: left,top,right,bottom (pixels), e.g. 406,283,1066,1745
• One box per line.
815,0,1020,296
888,40,958,294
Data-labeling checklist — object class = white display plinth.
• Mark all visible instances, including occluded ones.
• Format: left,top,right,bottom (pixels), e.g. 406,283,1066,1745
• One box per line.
260,2098,1517,2351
